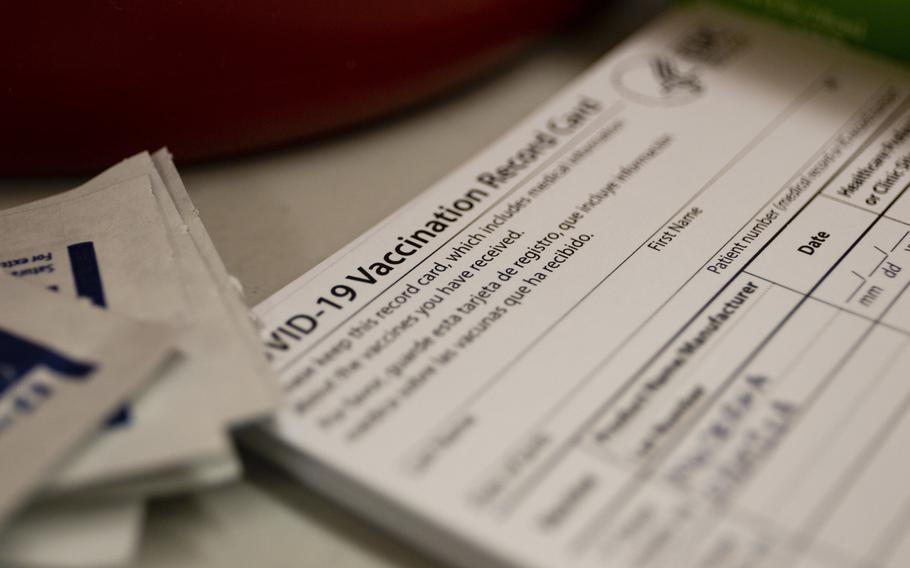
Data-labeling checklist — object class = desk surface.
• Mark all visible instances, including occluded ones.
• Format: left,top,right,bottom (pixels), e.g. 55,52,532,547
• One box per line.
0,2,666,565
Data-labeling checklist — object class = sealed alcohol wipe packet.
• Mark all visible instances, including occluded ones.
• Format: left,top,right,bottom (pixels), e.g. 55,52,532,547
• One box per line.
0,149,274,567
0,150,277,497
0,273,175,529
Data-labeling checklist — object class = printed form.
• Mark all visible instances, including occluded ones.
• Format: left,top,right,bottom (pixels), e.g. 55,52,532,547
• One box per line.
254,4,910,567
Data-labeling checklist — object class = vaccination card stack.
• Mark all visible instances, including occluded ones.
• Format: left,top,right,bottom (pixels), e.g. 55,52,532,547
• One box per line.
0,150,277,568
252,2,910,568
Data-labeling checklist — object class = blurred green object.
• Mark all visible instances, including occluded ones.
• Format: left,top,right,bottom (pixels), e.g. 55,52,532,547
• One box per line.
711,0,909,61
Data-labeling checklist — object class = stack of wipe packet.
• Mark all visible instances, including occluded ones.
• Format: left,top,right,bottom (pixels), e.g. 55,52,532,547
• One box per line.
0,150,279,567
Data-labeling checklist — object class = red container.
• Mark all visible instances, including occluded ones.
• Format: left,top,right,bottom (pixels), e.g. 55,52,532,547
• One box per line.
3,1,591,175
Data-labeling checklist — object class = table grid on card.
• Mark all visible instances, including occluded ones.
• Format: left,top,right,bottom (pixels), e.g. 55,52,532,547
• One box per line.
447,91,910,567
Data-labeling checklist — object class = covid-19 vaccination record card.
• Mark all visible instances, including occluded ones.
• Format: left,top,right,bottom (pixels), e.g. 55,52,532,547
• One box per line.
252,3,910,567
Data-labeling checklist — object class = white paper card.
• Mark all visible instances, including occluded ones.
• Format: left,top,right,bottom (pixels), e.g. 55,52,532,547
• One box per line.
253,4,910,568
